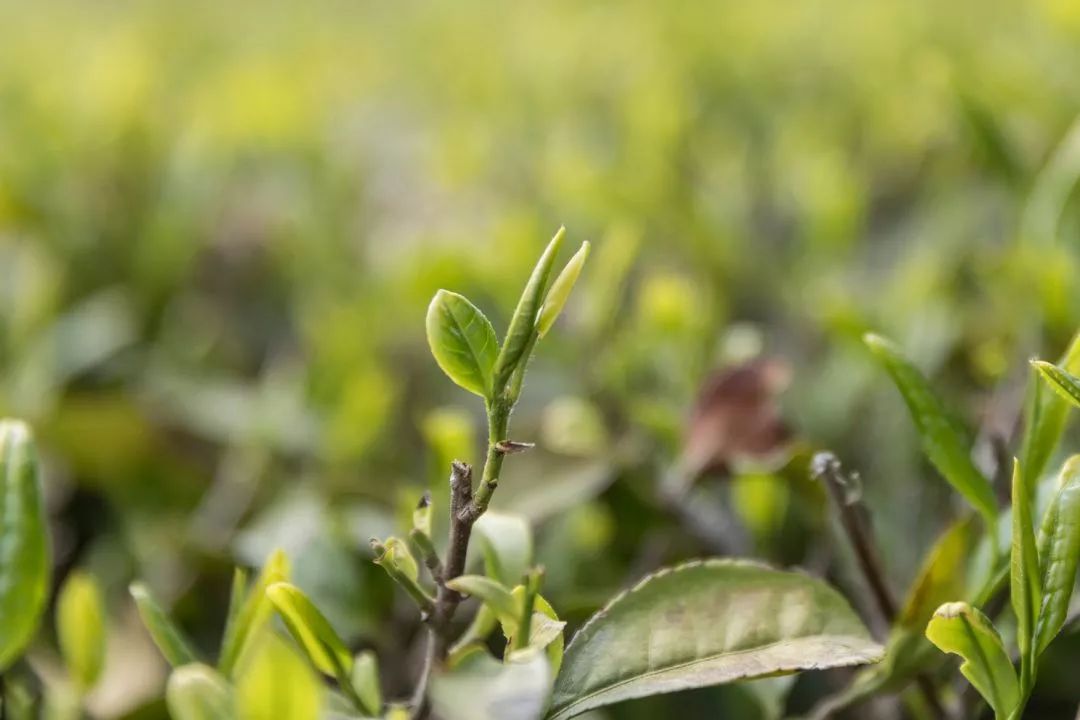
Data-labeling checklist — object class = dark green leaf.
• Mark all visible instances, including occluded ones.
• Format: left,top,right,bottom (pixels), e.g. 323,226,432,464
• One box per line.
863,334,998,525
925,602,1018,719
0,420,50,672
426,290,499,398
547,559,883,720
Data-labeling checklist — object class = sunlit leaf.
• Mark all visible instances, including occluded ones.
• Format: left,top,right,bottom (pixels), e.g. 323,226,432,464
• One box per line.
492,227,566,394
0,420,50,672
131,581,198,668
426,290,499,398
1019,331,1080,495
351,650,382,717
56,571,106,690
547,559,884,720
1034,455,1080,656
266,583,352,682
219,550,290,677
236,632,321,720
536,241,590,338
431,648,551,720
863,334,997,525
1032,360,1080,410
925,602,1018,719
166,663,235,720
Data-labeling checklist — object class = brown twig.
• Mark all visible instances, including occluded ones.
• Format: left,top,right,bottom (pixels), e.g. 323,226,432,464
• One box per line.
811,452,949,720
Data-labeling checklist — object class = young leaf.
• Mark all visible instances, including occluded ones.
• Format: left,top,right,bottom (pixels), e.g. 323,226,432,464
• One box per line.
863,334,998,525
1010,459,1041,690
536,241,591,338
0,420,51,672
925,602,1019,719
166,663,235,720
130,581,199,667
426,290,499,398
351,650,382,717
472,511,534,587
219,550,290,677
492,227,566,394
1032,360,1080,410
445,575,520,627
1019,331,1080,492
1034,455,1080,656
236,632,321,720
546,559,884,720
431,648,551,720
503,589,565,675
56,571,106,691
265,583,353,682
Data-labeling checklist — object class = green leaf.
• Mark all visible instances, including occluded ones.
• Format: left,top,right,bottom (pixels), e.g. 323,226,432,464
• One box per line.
503,589,565,675
863,334,998,525
0,420,51,672
166,664,235,720
1019,332,1080,494
219,550,290,677
473,511,534,587
1010,459,1041,691
536,241,590,338
351,650,382,717
130,581,199,667
546,559,884,720
236,632,321,720
1032,360,1080,410
899,516,976,628
492,227,566,394
925,602,1019,719
426,290,499,398
445,575,520,627
431,648,551,720
56,571,106,690
265,583,353,683
1034,455,1080,656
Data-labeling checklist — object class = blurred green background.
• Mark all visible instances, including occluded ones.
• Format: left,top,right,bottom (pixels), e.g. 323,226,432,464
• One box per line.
2,0,1080,716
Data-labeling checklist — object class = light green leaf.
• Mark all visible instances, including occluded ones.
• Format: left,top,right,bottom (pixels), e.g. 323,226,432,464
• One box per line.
546,559,884,720
166,663,235,720
536,241,590,338
473,512,534,587
925,602,1018,719
1032,360,1080,410
1010,459,1041,690
445,575,519,627
503,589,565,675
130,581,198,668
219,550,291,677
492,227,566,394
426,290,499,398
379,537,419,583
0,420,50,672
1034,455,1080,656
266,583,353,683
863,334,998,525
431,648,551,720
899,516,976,628
1019,332,1080,495
236,632,321,720
56,571,106,690
351,650,382,717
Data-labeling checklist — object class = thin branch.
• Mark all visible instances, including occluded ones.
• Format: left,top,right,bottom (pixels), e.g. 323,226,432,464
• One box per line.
811,451,949,720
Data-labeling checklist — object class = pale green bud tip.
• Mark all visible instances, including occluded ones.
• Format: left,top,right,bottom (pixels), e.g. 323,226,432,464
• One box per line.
537,240,591,338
